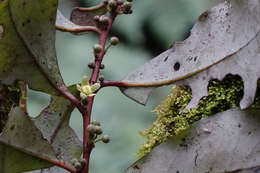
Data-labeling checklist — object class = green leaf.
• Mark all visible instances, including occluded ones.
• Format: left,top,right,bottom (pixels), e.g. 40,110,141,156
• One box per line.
120,0,260,109
70,2,108,26
125,108,260,173
0,0,64,95
0,107,57,173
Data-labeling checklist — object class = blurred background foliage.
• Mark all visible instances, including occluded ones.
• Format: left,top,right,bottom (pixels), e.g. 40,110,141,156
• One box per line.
27,0,220,172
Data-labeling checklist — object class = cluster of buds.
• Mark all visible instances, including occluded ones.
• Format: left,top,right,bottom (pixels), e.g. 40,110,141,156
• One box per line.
87,120,110,144
93,15,110,30
77,76,100,100
71,158,86,172
104,0,133,14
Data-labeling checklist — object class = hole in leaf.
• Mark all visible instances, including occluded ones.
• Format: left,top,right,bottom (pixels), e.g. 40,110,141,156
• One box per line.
27,89,50,118
173,62,180,71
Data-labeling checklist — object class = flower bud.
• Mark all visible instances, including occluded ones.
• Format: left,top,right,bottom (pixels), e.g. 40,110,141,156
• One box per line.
110,36,119,45
108,0,117,9
93,44,102,54
99,75,105,82
123,1,132,10
94,126,103,135
102,135,110,143
87,124,96,134
92,120,101,126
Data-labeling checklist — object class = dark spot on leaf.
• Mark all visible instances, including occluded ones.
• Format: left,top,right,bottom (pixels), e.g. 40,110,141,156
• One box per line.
38,33,42,37
164,56,169,62
248,131,252,135
133,165,140,169
238,124,241,128
194,56,197,62
174,62,180,71
27,19,31,24
30,42,33,46
10,124,15,130
22,22,25,27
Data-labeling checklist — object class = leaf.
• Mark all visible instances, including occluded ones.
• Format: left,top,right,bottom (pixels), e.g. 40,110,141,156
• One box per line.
125,107,260,173
0,107,57,173
27,87,82,173
70,2,108,26
120,0,260,109
56,10,93,34
0,0,64,95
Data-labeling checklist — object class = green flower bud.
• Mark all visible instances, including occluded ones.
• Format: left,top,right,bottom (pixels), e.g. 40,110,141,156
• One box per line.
71,158,78,166
87,124,96,134
99,75,105,82
123,1,132,10
94,126,103,135
74,162,82,171
82,76,89,86
93,44,102,54
79,158,87,167
99,15,109,26
93,15,100,23
92,120,101,126
110,36,119,45
108,0,117,9
102,135,110,143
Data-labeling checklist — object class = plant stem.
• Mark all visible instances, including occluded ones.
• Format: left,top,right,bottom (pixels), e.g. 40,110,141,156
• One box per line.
81,13,117,173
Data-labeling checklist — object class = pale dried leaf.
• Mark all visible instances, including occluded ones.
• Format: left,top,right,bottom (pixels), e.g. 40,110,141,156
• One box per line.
121,0,260,109
125,108,260,173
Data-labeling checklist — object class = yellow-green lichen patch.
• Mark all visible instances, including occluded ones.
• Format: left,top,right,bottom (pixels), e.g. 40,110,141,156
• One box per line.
138,75,245,158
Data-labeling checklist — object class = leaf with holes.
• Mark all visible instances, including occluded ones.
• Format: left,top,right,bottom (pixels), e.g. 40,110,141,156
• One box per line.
0,107,58,173
70,2,108,27
27,86,82,173
120,0,260,109
0,0,65,95
125,108,260,173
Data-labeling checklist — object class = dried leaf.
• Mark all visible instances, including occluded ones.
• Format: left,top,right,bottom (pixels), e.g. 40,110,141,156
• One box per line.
0,0,64,95
125,108,260,173
56,10,92,34
70,2,108,26
27,87,82,173
120,0,260,109
0,107,56,173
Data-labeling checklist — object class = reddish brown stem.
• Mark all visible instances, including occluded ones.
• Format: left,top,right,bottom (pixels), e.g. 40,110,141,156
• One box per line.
101,80,129,88
81,13,117,173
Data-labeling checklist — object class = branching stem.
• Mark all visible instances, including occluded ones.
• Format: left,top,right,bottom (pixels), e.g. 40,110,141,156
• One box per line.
81,12,117,173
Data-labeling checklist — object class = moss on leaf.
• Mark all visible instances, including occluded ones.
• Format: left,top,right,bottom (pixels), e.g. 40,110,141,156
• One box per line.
138,75,247,158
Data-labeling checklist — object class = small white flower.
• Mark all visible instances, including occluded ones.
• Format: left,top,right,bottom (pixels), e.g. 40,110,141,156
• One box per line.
77,76,101,100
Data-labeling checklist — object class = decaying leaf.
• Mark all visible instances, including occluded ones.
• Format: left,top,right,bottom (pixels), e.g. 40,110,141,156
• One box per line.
125,108,260,173
70,2,108,26
0,0,64,95
56,10,94,34
0,107,56,173
24,86,81,173
120,0,260,109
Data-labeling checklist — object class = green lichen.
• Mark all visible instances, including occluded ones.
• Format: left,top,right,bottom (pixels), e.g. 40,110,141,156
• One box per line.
138,75,247,158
